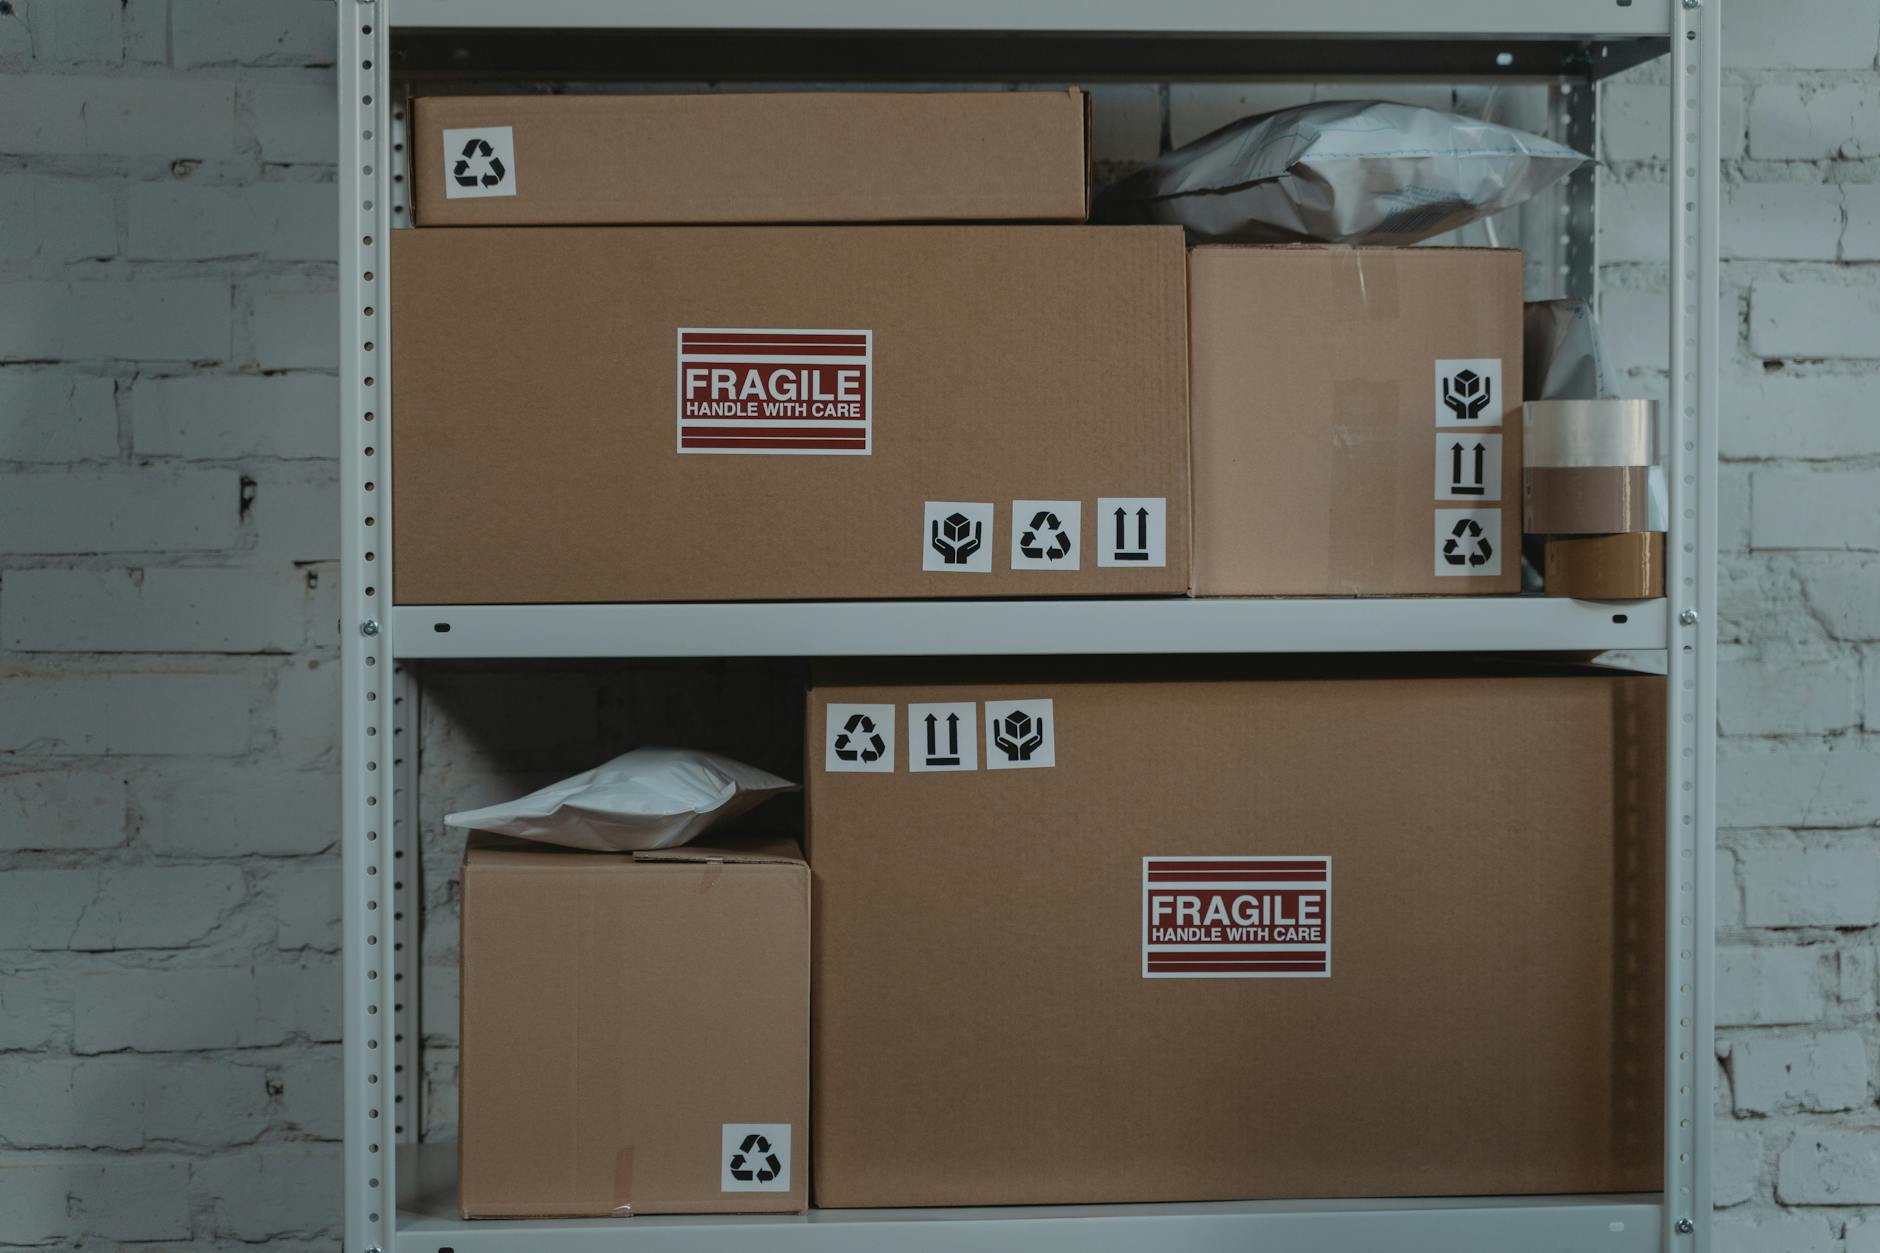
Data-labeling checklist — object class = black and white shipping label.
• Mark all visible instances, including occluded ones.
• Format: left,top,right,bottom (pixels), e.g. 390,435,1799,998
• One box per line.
441,126,517,199
1433,358,1503,427
1433,508,1502,577
1434,432,1504,501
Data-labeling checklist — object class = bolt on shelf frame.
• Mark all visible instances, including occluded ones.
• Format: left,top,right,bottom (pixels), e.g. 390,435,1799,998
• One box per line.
338,2,1719,1249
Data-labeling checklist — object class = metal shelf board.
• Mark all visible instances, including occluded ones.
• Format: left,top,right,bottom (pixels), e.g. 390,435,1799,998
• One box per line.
398,1146,1662,1253
390,596,1666,660
391,0,1672,38
389,29,1666,83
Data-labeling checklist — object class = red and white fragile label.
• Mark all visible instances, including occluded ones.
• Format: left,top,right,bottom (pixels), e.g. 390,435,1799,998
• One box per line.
677,327,872,455
1142,856,1331,979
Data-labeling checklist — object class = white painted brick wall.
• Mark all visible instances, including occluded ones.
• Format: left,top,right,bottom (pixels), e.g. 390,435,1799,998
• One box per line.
0,0,344,1245
0,0,1873,1246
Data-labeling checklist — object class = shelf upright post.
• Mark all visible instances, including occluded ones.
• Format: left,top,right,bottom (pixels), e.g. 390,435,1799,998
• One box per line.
339,0,400,1250
1665,0,1721,1245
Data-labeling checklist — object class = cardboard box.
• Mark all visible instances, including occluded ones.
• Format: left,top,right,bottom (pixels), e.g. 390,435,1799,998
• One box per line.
1545,532,1665,598
808,663,1664,1207
1189,246,1524,596
392,226,1190,604
410,91,1090,227
459,837,809,1217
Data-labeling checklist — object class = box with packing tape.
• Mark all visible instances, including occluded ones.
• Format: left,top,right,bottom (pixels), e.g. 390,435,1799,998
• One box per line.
392,225,1190,604
808,661,1664,1207
1188,246,1523,596
457,835,809,1217
410,90,1091,227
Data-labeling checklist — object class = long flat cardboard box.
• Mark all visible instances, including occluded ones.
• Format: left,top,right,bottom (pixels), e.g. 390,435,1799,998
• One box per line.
392,226,1190,604
410,91,1090,226
808,662,1664,1207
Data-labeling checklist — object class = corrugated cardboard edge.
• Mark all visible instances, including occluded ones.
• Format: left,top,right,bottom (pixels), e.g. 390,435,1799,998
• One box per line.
633,836,805,866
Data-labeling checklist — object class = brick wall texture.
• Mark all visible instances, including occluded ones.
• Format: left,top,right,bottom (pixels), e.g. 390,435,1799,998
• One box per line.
0,1,1875,1248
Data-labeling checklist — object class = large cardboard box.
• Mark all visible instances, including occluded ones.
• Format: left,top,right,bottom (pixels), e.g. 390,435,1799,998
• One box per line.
459,837,809,1217
410,91,1090,227
1190,246,1524,596
393,226,1190,604
808,663,1664,1207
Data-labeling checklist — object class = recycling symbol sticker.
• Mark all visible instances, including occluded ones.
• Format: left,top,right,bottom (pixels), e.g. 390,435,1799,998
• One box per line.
1434,508,1502,578
721,1123,791,1193
824,703,895,773
1433,358,1503,428
441,125,517,200
1009,499,1081,571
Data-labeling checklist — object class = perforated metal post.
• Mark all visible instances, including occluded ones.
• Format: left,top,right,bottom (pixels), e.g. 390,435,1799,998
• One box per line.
1665,0,1721,1245
1561,75,1600,302
340,2,399,1250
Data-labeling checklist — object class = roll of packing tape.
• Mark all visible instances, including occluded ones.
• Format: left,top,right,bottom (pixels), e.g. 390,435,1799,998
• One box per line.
1523,399,1657,468
1525,465,1653,534
1544,532,1664,599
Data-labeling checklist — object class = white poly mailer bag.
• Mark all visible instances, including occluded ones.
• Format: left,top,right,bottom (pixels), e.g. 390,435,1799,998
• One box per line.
1094,100,1586,245
444,747,799,852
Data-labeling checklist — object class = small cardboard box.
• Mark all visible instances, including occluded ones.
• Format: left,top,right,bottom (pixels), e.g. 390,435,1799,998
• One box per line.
410,91,1090,227
392,225,1190,604
807,662,1664,1207
1190,246,1524,596
458,836,809,1217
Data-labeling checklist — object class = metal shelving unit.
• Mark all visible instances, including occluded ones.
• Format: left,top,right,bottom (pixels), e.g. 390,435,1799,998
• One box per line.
337,2,1721,1249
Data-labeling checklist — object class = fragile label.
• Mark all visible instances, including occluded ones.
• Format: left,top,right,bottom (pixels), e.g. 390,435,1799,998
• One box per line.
677,328,872,455
721,1123,791,1193
441,126,517,199
1142,856,1331,979
823,703,894,773
1435,432,1504,501
1434,507,1502,577
1433,358,1503,427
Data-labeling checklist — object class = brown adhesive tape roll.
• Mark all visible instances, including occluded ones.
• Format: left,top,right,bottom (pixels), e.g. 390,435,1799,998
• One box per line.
1544,532,1664,599
1524,465,1651,534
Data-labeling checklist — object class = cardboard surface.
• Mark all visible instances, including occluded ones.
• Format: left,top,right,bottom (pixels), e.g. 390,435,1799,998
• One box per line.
459,838,809,1216
1526,465,1654,534
410,91,1090,227
392,226,1190,604
808,665,1664,1207
1189,246,1524,595
1545,531,1666,598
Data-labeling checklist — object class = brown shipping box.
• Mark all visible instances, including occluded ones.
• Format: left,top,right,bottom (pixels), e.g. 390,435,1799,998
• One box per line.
459,837,809,1217
410,91,1090,227
392,226,1190,603
1190,246,1524,596
809,664,1664,1206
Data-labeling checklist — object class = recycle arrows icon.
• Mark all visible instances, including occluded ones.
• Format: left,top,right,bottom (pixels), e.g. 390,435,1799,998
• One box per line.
1018,510,1072,561
452,137,507,188
1442,517,1494,567
728,1132,783,1183
833,712,886,762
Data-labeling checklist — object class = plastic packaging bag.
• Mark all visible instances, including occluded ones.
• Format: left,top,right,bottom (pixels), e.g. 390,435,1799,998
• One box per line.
1524,299,1620,403
1094,100,1586,246
444,747,799,852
